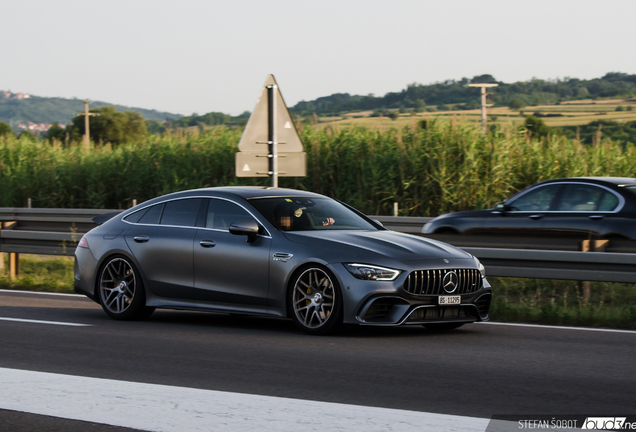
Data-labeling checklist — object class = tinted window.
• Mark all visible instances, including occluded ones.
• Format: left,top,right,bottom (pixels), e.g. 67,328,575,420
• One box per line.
598,191,620,211
206,199,253,230
556,184,608,212
138,203,164,224
161,199,203,227
123,207,149,223
508,185,560,212
249,197,377,231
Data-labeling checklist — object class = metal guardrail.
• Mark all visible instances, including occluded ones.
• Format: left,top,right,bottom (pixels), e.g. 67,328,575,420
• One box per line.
0,208,118,258
1,209,636,283
463,247,636,283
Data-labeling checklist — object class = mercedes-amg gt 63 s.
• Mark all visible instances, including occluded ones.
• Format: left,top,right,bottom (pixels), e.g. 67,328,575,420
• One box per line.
75,187,491,334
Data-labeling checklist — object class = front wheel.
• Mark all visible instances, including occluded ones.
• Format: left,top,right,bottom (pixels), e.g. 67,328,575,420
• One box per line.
289,266,342,335
98,256,154,320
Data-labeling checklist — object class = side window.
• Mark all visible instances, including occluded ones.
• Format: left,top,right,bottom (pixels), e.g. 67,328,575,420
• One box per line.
206,199,253,230
138,203,164,224
556,185,606,212
598,191,620,211
508,185,560,212
124,207,149,223
160,199,203,227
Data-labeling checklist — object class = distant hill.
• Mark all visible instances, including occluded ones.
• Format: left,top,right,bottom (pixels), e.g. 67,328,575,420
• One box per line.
0,92,181,127
290,72,636,116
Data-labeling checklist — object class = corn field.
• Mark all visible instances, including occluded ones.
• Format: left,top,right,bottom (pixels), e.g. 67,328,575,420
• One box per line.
0,121,633,214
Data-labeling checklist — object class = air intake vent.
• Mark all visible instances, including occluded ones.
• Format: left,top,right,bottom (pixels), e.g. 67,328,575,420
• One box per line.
403,269,482,295
475,294,492,319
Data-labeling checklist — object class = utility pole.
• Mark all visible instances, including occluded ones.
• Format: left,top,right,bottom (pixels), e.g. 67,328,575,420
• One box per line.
468,83,498,134
77,99,96,150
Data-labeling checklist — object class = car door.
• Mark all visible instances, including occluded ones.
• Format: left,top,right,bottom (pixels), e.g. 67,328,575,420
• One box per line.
193,198,272,307
124,198,204,299
541,183,619,239
480,184,563,236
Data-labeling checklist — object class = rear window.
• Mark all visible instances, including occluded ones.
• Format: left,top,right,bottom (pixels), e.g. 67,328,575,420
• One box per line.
138,204,164,225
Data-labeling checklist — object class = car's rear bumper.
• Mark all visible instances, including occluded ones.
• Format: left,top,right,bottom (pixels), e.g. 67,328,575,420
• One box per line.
74,246,99,302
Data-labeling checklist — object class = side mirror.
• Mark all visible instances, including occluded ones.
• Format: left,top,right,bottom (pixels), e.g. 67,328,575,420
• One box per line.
229,220,260,243
494,202,509,212
371,219,384,227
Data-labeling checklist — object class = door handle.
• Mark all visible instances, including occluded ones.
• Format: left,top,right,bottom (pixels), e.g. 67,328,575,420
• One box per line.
528,214,543,220
589,215,604,220
133,235,149,243
199,239,216,248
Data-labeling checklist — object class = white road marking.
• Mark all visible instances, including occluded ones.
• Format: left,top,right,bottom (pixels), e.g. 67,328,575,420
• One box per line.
478,321,636,335
0,317,91,327
0,288,84,297
0,367,489,432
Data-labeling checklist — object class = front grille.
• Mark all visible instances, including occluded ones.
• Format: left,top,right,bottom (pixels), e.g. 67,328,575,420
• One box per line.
403,269,482,295
407,306,475,322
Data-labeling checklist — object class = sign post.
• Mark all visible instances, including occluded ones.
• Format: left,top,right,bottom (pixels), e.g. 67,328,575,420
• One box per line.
76,99,97,151
236,75,306,186
468,83,498,134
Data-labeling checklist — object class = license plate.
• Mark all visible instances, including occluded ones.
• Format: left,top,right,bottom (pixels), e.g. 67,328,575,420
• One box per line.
439,296,461,305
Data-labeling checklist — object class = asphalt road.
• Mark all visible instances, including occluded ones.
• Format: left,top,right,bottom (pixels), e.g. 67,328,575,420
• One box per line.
0,289,634,424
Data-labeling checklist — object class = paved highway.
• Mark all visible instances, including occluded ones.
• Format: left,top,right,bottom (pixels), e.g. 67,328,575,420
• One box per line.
0,289,634,431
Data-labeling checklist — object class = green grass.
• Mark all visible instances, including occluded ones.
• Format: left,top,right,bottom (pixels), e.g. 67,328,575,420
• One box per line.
490,277,636,330
0,254,74,293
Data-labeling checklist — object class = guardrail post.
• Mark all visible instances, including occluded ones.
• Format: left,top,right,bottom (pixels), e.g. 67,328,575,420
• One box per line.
579,240,609,302
9,253,19,279
2,221,18,279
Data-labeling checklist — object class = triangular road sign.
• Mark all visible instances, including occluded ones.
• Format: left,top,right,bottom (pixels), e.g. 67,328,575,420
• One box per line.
238,74,304,153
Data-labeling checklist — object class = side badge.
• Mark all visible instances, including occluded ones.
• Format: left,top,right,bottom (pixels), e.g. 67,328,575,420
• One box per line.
273,252,293,263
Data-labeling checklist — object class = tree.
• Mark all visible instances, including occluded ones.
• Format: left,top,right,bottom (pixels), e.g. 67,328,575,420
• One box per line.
471,74,497,84
45,122,66,142
71,106,147,145
524,116,551,138
509,98,526,110
0,121,12,138
18,130,36,141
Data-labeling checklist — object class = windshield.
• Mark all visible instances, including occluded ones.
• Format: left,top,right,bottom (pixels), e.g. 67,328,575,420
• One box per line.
249,197,377,231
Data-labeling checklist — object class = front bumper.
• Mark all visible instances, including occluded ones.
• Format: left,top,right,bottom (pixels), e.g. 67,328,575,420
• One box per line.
336,263,492,326
356,290,492,326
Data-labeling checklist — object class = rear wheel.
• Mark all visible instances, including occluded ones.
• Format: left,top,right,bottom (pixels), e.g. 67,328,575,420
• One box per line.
289,266,342,335
423,322,466,331
98,256,154,320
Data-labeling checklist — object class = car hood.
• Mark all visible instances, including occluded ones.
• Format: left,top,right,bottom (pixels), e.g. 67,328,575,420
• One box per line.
433,209,492,220
282,230,472,261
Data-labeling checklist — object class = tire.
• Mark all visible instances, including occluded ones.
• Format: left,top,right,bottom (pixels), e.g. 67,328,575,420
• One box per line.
97,255,155,321
288,265,342,335
423,322,466,331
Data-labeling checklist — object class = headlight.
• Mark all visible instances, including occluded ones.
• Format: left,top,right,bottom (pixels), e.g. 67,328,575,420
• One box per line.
473,256,486,278
344,263,401,281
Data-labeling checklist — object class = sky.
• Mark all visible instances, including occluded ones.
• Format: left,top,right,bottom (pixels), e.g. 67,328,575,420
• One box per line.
2,0,635,116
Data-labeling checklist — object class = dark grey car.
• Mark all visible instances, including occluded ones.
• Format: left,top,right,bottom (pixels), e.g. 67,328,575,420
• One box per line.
75,187,491,334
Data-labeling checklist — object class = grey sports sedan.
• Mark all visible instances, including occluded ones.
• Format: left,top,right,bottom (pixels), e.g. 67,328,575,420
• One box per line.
74,187,492,334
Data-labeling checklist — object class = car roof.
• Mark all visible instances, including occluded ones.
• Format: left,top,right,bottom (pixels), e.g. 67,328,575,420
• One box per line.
171,186,324,199
538,177,636,186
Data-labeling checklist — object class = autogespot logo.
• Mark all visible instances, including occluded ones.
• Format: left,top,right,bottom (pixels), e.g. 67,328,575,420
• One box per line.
443,271,458,293
582,417,629,430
